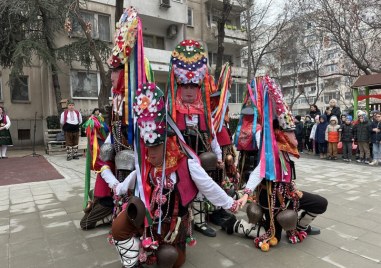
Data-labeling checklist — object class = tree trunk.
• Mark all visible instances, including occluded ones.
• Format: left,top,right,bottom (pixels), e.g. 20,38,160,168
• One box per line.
214,0,232,81
245,0,252,83
72,1,111,113
39,6,63,115
115,0,124,25
51,65,63,115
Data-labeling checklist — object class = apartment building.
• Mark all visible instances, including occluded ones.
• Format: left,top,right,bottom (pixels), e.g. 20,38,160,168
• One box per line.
187,0,248,115
260,22,356,117
0,0,248,147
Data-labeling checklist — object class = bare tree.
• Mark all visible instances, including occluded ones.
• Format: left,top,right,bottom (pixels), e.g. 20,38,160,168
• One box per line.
240,0,293,80
67,0,111,112
297,0,381,75
214,0,233,81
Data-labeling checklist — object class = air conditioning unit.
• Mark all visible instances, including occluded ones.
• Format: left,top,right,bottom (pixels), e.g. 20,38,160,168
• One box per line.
160,0,171,8
167,24,178,39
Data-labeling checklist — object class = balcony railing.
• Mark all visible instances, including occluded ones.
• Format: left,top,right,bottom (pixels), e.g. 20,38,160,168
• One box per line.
206,0,245,12
213,27,248,46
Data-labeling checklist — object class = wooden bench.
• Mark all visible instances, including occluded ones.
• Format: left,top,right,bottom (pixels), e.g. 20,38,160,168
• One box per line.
44,130,87,155
44,129,66,155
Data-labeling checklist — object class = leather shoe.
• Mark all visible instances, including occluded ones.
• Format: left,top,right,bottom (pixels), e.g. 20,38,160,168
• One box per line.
221,215,237,235
306,225,320,235
194,223,216,237
210,209,233,226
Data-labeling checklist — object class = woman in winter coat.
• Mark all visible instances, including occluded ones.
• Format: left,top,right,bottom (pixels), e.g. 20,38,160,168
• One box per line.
354,114,371,164
309,104,321,119
329,99,341,124
315,115,329,158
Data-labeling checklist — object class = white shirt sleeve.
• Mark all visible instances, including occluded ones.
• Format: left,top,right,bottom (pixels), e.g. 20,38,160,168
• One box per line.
310,124,317,140
78,112,83,124
210,123,222,161
115,170,137,195
188,159,233,209
245,131,263,191
4,116,11,129
101,168,119,189
60,112,65,125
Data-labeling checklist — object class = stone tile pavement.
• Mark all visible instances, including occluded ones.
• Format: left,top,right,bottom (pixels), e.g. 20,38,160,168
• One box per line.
1,149,381,268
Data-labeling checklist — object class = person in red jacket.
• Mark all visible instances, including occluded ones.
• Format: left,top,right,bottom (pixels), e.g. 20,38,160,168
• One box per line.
325,115,341,160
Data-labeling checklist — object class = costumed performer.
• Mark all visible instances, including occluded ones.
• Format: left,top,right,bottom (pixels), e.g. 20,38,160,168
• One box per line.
0,106,13,159
224,76,327,251
166,39,224,237
111,83,240,268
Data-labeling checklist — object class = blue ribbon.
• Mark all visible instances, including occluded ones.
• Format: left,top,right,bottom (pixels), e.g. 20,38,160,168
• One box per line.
263,86,275,181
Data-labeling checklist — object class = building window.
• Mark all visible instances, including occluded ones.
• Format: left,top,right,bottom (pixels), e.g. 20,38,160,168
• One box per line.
143,34,165,50
71,12,111,42
326,64,338,73
70,70,99,99
229,83,246,104
11,76,29,102
187,8,194,27
208,53,233,66
97,14,111,41
344,92,352,99
18,129,31,140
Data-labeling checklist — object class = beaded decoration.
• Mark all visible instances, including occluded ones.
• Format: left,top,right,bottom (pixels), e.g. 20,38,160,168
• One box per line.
134,83,166,146
107,7,139,68
171,40,208,85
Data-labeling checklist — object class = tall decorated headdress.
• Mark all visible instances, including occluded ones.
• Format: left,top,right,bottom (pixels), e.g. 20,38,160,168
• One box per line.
167,40,215,135
133,83,200,230
82,114,109,209
107,7,154,145
234,78,260,151
249,76,300,251
132,83,167,228
253,76,297,182
211,62,232,133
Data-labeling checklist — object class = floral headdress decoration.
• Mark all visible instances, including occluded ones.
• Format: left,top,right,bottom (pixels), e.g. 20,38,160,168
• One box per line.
171,40,208,85
134,83,166,146
167,40,214,137
265,76,295,131
107,7,139,69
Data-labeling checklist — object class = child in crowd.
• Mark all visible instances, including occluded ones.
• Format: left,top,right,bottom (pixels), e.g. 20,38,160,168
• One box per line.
310,115,320,155
354,114,371,164
340,114,347,124
315,115,328,159
340,115,354,162
369,111,381,166
325,116,341,160
304,115,314,152
294,115,304,153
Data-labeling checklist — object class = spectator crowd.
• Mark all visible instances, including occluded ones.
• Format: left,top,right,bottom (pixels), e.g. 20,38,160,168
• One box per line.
294,99,381,166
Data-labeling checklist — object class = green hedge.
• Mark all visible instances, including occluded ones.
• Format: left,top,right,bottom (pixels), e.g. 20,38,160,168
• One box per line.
46,116,60,129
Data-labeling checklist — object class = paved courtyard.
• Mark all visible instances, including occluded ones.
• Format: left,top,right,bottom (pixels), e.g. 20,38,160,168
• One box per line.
1,150,381,268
